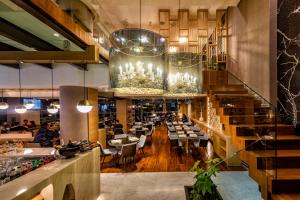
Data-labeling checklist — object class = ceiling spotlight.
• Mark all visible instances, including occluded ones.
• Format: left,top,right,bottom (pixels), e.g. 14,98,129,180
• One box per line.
169,46,177,53
160,37,165,42
179,36,188,44
53,32,60,37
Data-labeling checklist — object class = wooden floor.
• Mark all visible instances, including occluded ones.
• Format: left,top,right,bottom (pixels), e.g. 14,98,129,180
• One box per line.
101,125,243,173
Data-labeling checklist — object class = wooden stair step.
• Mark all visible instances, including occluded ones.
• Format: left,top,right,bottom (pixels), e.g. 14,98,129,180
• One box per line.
240,135,300,151
267,169,300,194
272,193,300,200
236,125,294,136
250,150,300,169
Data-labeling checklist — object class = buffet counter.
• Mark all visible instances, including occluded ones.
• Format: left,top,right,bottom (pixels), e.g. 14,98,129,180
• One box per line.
0,133,34,142
0,148,55,158
0,147,100,200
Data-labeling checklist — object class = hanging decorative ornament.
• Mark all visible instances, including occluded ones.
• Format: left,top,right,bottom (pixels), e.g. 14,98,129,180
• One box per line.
15,67,27,114
15,105,27,114
47,67,58,114
77,68,93,113
47,104,59,114
0,89,8,110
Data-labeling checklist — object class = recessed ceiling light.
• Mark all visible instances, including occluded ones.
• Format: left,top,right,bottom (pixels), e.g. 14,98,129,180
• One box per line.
53,33,60,37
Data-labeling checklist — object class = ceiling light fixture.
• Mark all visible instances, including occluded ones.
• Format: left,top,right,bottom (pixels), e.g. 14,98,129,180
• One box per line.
15,67,27,114
53,32,60,37
25,90,35,109
47,66,58,114
0,88,8,110
77,66,93,113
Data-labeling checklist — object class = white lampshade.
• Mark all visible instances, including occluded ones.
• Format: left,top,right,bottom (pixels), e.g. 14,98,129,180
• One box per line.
47,104,59,114
15,105,27,114
25,101,35,109
0,102,9,110
77,100,93,113
52,101,60,109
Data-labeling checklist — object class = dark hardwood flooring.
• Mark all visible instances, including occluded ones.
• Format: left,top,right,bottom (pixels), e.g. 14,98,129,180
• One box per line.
101,125,244,173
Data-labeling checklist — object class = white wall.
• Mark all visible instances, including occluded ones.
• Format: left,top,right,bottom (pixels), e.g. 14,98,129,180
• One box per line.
0,63,110,91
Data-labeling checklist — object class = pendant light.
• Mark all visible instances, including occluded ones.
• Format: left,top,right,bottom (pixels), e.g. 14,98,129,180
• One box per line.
25,90,35,109
77,67,93,113
178,0,187,44
0,88,9,110
15,67,27,114
47,67,58,114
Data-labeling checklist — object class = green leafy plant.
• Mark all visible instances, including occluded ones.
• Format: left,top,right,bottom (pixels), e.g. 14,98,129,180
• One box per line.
190,158,221,200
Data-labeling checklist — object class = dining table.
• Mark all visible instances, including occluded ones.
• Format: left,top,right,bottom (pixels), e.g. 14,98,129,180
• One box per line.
108,136,140,149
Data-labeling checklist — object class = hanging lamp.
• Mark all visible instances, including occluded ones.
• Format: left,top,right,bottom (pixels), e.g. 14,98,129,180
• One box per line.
77,67,93,113
0,88,9,110
25,89,35,109
47,67,58,114
15,67,27,114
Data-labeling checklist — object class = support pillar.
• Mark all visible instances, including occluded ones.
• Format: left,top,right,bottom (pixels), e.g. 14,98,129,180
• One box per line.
60,86,98,143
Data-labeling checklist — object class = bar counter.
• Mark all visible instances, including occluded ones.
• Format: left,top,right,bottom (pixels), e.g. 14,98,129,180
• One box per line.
0,147,100,200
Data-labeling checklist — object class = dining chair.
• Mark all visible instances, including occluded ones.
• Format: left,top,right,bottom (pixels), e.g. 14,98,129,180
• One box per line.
194,136,209,152
136,135,147,155
118,143,137,167
145,125,154,141
114,134,127,139
114,128,124,135
97,141,118,166
136,130,145,138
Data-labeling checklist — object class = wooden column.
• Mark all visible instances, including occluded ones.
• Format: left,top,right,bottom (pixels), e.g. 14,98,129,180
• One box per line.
88,88,99,143
116,99,132,132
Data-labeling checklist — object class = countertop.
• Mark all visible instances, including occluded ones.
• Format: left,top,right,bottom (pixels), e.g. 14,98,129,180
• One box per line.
0,147,100,200
0,148,55,158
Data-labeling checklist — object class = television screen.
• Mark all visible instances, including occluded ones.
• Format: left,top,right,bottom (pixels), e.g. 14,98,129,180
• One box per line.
23,99,41,110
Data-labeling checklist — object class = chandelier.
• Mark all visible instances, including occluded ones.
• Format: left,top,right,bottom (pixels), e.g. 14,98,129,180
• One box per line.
166,52,202,96
109,29,167,95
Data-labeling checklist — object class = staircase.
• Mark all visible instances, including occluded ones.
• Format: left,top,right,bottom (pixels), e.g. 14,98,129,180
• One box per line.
207,72,300,200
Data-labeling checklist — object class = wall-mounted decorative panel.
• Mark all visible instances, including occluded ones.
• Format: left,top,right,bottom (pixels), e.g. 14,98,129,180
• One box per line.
277,0,300,126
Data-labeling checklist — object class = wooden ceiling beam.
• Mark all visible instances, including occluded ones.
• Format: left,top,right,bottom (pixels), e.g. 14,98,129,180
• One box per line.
0,42,21,51
0,17,60,51
11,0,109,61
0,45,99,64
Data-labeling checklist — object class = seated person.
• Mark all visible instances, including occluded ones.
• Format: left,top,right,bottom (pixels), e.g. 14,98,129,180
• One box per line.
0,121,10,133
182,114,189,123
10,122,28,132
114,119,123,129
34,123,60,147
29,121,37,129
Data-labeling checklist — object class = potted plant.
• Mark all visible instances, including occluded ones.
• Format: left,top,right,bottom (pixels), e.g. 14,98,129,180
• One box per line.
185,158,223,200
